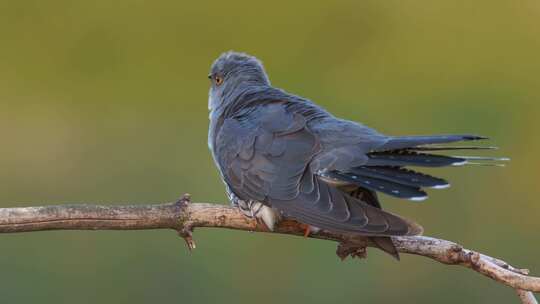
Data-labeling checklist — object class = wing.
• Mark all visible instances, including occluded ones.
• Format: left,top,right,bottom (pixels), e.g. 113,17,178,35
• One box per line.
216,102,318,202
216,102,422,236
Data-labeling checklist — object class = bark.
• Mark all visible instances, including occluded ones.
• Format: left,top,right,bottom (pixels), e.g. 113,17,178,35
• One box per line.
0,195,537,303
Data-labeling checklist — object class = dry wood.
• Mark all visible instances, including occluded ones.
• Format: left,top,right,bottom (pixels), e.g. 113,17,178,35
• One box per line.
0,194,537,303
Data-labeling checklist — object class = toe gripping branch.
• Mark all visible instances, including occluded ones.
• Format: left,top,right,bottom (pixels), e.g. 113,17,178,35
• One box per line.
176,193,196,251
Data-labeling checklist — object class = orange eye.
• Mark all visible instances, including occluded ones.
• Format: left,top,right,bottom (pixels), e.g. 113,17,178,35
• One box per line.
214,75,223,86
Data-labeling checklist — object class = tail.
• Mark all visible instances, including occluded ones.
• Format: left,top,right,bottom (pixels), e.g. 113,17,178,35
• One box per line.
330,134,508,201
377,134,488,150
314,134,505,259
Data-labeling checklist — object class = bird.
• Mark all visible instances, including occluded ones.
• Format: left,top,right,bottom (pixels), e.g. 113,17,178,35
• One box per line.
207,51,507,259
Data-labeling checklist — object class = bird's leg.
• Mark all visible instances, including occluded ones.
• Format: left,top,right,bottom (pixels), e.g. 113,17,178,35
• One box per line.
297,223,322,238
246,200,280,231
233,197,256,219
225,186,280,231
301,223,311,237
235,199,280,232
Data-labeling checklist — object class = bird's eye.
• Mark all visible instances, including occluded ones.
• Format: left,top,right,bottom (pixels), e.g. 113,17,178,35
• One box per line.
214,75,224,86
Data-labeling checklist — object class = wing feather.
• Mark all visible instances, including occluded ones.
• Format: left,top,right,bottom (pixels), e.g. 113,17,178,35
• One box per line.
216,102,420,236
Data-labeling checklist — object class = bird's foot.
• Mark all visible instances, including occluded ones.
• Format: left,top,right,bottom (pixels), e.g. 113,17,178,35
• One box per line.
336,240,369,261
236,199,280,231
299,223,321,238
302,224,310,237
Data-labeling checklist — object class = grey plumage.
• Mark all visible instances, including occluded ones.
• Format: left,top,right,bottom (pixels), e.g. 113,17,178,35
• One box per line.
207,51,504,258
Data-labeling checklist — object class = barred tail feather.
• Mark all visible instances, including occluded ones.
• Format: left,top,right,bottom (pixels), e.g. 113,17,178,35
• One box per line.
366,151,467,167
350,166,449,188
327,171,429,201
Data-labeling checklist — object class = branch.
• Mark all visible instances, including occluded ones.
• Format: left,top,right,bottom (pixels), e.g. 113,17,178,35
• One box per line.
0,195,537,303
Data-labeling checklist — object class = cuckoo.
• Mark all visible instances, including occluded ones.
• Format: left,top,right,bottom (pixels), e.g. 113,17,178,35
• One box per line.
207,51,506,259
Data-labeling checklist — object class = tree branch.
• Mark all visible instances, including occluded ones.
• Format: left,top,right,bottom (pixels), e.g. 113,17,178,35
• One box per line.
1,195,537,303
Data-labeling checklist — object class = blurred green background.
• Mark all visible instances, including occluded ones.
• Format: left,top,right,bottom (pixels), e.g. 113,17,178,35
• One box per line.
0,1,539,303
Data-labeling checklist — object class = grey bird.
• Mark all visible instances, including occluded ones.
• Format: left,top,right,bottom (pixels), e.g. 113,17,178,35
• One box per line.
207,51,507,259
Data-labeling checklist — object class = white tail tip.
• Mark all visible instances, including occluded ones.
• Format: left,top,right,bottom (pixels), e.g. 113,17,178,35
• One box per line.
409,196,428,201
431,183,451,189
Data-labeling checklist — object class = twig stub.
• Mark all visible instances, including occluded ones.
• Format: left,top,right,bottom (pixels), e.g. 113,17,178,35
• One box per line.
0,199,537,303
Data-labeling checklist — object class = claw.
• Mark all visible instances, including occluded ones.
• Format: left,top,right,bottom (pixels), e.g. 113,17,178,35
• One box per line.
301,224,311,238
255,216,270,231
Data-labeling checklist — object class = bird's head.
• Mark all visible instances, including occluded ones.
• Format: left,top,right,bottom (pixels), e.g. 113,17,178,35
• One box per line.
208,51,270,111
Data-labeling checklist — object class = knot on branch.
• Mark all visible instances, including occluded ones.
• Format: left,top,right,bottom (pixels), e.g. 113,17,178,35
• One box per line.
0,198,537,303
336,241,368,260
176,193,196,251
